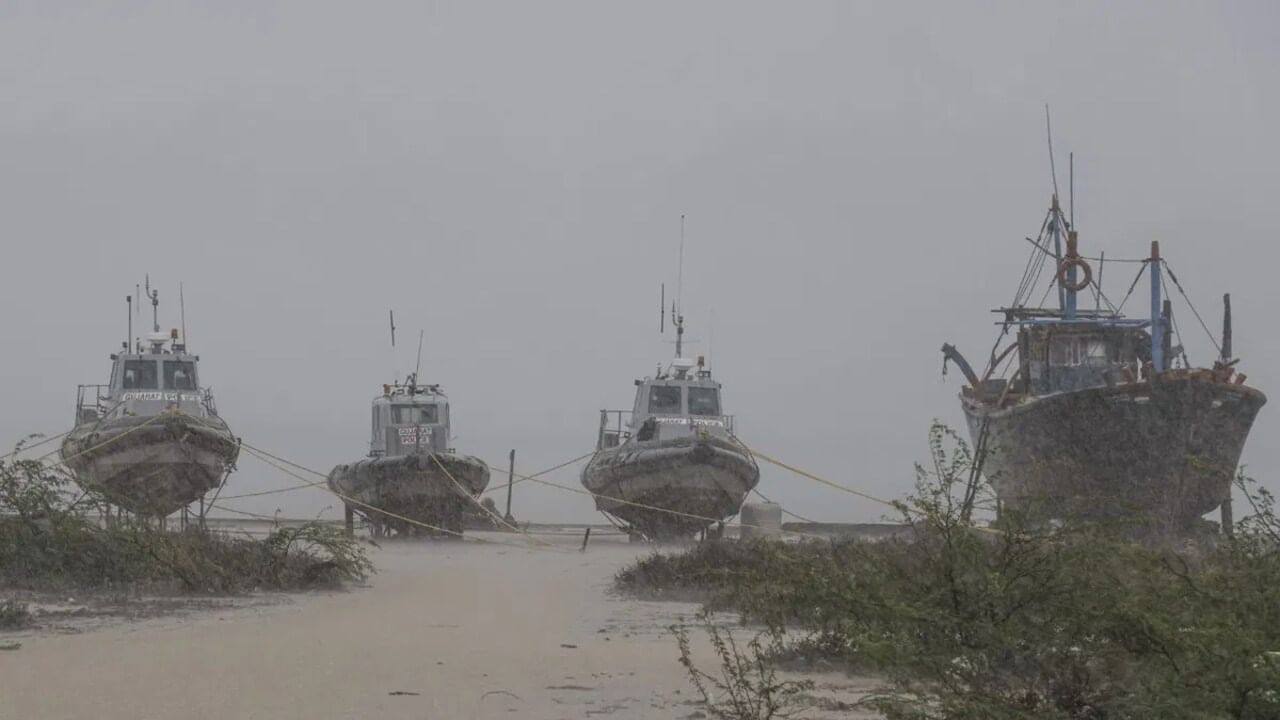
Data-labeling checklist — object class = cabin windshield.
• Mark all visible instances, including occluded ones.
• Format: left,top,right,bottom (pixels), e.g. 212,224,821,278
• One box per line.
648,386,682,414
163,360,197,390
122,360,159,390
1049,336,1114,368
687,387,721,416
392,404,437,424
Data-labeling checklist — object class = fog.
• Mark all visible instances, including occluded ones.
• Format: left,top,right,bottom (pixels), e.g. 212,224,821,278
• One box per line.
1,1,1276,523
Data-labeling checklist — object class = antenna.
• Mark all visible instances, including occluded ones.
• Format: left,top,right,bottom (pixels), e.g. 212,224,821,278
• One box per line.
1045,105,1061,200
708,308,714,370
134,283,141,352
660,283,665,333
414,330,425,383
677,214,685,317
1069,151,1075,228
389,310,396,347
179,282,188,350
673,214,686,358
145,274,159,333
126,295,132,352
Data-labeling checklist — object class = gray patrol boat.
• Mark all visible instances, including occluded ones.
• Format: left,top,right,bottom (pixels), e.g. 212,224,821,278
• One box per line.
328,375,490,537
61,284,239,517
582,307,760,540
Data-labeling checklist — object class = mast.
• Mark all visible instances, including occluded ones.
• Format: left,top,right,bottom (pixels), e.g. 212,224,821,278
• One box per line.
1063,228,1080,321
1150,241,1164,372
1050,196,1067,313
673,214,686,358
673,309,684,358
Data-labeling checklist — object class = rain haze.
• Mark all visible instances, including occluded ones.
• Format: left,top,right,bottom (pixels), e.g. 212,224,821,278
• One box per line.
2,1,1277,524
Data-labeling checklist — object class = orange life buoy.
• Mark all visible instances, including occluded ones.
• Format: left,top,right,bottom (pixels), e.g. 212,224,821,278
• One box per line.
1056,257,1092,292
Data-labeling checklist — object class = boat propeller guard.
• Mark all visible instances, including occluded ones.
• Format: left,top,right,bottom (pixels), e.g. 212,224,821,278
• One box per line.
1056,256,1092,292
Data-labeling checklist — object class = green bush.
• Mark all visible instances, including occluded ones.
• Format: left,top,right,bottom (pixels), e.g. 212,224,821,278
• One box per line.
623,423,1280,719
0,446,373,594
0,600,30,629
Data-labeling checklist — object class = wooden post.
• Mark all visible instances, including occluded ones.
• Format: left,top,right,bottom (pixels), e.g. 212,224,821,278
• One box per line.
1162,299,1173,368
344,504,355,537
580,527,591,552
1221,496,1234,537
1222,293,1232,362
504,449,516,521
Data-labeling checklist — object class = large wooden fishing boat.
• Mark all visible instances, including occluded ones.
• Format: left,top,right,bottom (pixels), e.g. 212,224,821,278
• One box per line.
943,192,1265,533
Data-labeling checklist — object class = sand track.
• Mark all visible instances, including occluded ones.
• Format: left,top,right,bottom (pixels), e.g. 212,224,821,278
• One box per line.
2,532,874,719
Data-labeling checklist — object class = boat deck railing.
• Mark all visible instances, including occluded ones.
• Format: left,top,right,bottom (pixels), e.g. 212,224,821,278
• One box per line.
598,409,632,450
73,384,111,424
596,409,737,450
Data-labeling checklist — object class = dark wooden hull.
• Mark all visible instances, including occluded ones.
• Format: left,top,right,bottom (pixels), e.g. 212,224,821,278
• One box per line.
581,437,759,539
327,452,490,536
60,413,239,516
962,374,1266,530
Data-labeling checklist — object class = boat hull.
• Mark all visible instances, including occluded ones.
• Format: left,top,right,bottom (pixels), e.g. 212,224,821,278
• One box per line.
327,452,490,536
60,413,239,516
962,374,1266,530
581,437,760,539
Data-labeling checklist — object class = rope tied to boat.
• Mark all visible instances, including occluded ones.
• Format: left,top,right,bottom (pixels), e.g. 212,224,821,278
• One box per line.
237,442,574,553
427,452,558,548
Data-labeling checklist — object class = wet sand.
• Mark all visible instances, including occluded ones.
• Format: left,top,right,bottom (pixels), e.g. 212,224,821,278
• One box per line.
2,531,876,719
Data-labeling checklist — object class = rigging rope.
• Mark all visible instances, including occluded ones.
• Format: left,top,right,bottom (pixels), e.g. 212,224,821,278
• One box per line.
734,437,1005,537
0,430,72,462
501,471,827,541
750,487,820,524
478,451,595,496
428,452,557,548
1011,212,1052,307
1113,261,1150,316
1162,260,1222,355
742,446,898,509
1161,272,1192,368
236,444,570,552
39,413,168,467
33,409,1003,544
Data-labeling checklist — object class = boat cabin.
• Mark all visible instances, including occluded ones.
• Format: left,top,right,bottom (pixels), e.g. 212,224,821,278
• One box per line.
77,329,213,424
598,356,734,449
1019,322,1154,395
370,381,451,456
944,211,1184,405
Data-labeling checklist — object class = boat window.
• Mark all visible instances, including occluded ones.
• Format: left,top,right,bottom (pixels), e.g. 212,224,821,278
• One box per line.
648,385,682,414
687,387,721,416
392,404,438,424
163,361,197,390
1084,339,1110,367
122,360,159,389
1049,337,1084,367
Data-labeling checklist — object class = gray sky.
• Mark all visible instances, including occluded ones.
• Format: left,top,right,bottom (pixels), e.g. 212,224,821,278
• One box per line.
2,1,1276,523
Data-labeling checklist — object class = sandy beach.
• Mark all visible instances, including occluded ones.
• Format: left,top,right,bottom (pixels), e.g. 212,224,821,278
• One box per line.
1,531,875,719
